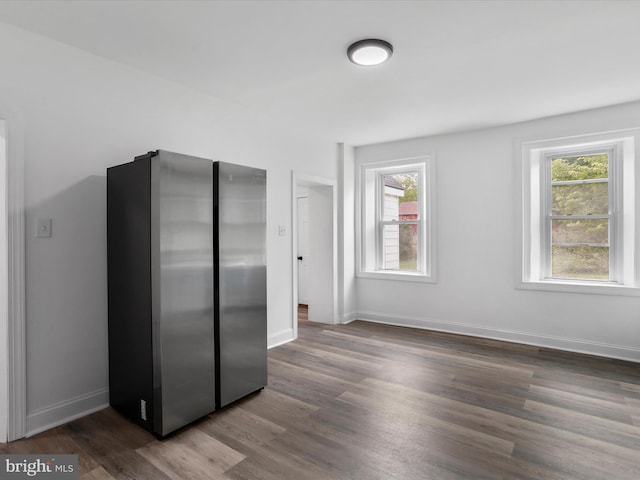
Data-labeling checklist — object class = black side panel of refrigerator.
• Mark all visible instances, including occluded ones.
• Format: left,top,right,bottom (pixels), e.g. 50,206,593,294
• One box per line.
107,158,155,433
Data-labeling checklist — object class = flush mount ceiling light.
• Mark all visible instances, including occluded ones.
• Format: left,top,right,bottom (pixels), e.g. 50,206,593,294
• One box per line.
347,39,393,66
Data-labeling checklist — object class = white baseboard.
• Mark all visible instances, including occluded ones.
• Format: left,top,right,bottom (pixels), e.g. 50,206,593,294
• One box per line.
340,312,358,324
357,310,640,363
26,388,109,437
268,328,295,349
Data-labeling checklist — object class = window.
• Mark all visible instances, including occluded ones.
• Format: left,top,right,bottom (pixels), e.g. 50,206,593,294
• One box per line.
545,150,613,281
380,170,420,270
520,129,640,295
357,157,436,282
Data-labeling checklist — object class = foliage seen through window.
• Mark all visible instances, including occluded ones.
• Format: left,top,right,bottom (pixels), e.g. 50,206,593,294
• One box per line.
550,153,609,280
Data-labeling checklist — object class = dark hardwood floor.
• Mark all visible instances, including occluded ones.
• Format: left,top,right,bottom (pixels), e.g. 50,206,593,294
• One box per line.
3,305,640,479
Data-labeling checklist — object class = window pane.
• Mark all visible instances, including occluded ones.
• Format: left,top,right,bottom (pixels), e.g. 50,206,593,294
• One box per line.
383,172,419,221
382,224,400,269
382,223,418,271
551,153,608,182
551,246,609,280
551,182,608,215
549,152,611,281
551,219,608,245
399,224,418,270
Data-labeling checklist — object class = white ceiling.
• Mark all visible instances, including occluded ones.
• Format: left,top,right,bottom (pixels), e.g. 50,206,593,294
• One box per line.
1,0,640,146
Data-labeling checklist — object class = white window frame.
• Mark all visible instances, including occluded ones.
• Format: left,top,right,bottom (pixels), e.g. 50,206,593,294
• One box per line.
519,129,640,295
356,156,436,283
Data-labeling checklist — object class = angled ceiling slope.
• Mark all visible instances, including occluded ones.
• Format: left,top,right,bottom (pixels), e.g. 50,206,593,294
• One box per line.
1,0,640,145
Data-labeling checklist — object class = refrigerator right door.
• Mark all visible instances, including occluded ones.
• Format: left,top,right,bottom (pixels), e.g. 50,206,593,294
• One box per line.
215,162,267,408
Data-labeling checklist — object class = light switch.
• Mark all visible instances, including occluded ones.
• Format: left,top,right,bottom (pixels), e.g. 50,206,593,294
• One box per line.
278,225,286,236
36,218,52,238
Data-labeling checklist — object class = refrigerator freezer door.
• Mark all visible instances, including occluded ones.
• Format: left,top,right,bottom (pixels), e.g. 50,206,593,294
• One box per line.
216,162,267,408
153,151,215,435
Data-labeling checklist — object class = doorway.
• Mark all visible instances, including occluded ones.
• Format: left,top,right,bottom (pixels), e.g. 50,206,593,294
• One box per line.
292,173,337,338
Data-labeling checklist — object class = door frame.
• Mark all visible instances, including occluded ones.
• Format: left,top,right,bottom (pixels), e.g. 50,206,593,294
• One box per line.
291,172,337,339
0,110,26,441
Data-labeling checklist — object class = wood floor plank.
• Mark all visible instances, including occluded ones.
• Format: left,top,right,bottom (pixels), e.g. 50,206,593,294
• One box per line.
621,381,640,399
305,401,516,480
80,466,117,480
3,308,639,480
224,448,341,480
4,426,102,476
268,347,368,383
526,383,634,423
195,404,286,457
341,388,515,456
523,399,640,452
530,374,630,405
95,450,173,480
236,387,318,422
350,374,640,472
136,426,245,479
286,336,387,371
136,441,230,479
321,328,537,386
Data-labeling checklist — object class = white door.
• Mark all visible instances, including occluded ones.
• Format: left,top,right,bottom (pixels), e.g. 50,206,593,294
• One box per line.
297,196,310,305
307,186,334,323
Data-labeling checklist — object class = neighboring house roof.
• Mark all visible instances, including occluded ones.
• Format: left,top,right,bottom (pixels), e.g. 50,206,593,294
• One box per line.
399,201,418,216
384,176,405,190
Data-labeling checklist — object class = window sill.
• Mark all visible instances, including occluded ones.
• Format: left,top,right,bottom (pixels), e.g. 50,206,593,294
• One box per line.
518,279,640,296
357,270,437,283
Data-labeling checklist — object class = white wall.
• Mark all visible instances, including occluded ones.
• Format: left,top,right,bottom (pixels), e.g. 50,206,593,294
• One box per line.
0,22,336,435
355,101,640,362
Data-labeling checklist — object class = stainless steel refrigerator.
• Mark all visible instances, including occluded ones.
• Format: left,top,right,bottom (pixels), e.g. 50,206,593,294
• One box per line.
107,150,267,436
